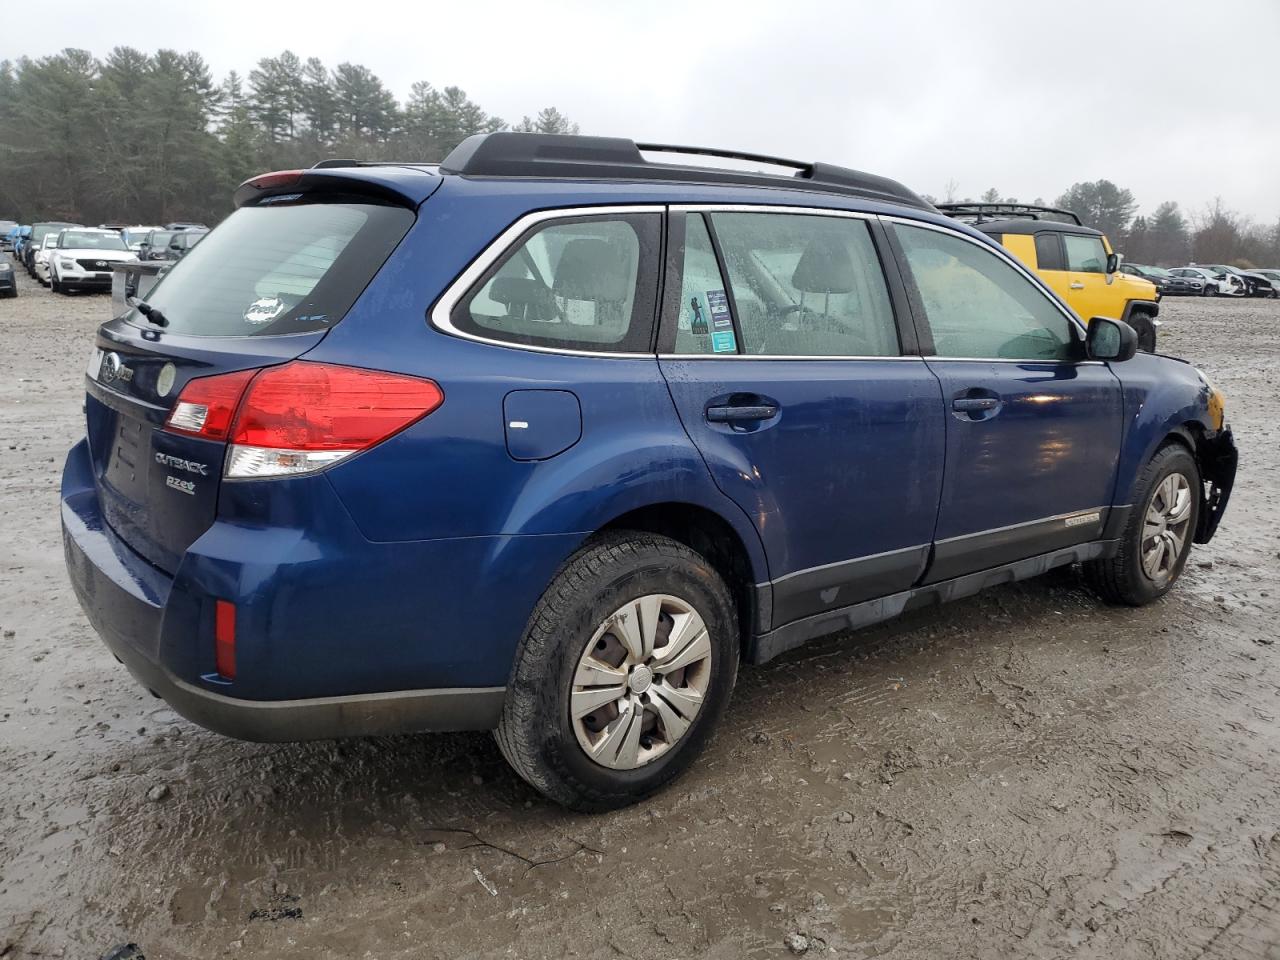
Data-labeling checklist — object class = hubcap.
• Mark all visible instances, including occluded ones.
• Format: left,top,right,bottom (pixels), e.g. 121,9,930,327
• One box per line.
1141,472,1193,582
570,594,713,770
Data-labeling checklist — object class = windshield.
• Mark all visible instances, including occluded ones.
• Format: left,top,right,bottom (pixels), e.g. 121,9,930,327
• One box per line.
148,231,175,247
133,200,413,337
59,231,128,250
32,223,78,243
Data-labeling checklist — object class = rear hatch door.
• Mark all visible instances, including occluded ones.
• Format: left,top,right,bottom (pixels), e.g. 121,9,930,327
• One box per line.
83,191,418,573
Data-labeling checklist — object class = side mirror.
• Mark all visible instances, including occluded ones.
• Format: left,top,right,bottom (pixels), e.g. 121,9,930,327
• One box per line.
1086,317,1138,362
1106,252,1120,274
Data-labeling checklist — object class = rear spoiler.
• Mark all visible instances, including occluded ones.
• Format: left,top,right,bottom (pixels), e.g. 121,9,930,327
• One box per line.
232,168,440,209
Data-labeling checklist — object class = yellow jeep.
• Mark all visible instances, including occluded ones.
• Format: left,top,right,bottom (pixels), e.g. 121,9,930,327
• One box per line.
938,203,1160,351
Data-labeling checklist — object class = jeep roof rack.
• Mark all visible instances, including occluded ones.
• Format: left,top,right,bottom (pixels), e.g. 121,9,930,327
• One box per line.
434,133,930,208
936,202,1083,226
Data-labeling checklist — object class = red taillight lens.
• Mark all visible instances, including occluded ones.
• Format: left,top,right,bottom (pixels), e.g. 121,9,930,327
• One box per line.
165,361,443,478
214,599,236,679
230,361,444,452
164,368,257,441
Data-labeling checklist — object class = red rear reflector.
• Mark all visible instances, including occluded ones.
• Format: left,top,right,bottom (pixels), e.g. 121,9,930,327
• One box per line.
244,170,303,191
164,368,256,441
230,362,444,452
214,600,236,679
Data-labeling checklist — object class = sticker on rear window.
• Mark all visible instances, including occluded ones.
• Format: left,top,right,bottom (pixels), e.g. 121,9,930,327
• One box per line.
711,330,737,353
245,296,286,325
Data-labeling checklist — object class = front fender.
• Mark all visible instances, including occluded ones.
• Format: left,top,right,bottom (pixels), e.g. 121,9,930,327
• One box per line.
1111,351,1222,507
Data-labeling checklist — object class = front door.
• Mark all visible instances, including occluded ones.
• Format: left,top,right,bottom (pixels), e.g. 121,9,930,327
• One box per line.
658,208,945,629
889,219,1123,583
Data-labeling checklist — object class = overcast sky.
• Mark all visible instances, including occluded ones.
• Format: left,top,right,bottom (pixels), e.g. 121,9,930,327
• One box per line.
9,1,1280,220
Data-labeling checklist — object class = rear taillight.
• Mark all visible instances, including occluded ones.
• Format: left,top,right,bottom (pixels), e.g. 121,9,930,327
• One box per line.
165,368,256,441
165,361,443,479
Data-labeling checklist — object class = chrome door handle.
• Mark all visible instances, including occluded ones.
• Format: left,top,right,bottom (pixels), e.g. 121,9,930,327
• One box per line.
1070,282,1085,289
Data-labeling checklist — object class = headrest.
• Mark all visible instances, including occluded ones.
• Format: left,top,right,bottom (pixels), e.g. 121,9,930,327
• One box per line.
489,276,556,320
791,234,856,294
553,239,629,302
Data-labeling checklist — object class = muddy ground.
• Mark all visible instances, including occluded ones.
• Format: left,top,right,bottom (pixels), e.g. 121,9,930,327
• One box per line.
1,260,1277,960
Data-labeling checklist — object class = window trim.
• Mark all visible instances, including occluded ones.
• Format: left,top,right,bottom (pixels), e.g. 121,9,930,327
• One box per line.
658,204,917,361
1061,232,1110,276
882,214,1095,364
430,204,666,358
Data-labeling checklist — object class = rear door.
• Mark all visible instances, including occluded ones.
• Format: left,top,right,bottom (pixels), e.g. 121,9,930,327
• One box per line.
886,218,1123,582
84,194,417,573
658,207,945,628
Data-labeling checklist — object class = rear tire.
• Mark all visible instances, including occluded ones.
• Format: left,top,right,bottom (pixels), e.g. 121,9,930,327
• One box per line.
496,531,739,811
1084,444,1200,606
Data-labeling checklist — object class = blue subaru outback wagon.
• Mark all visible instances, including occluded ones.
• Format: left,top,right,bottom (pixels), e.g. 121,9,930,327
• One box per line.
62,133,1237,809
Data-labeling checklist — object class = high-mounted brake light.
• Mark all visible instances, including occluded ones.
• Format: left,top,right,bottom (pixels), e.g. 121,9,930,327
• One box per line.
243,170,304,191
166,362,442,477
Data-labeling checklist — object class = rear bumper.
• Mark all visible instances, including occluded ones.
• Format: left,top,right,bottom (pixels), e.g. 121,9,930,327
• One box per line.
61,437,518,740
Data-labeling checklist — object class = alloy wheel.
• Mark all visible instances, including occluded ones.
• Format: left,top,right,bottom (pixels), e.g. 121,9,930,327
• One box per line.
1141,472,1193,582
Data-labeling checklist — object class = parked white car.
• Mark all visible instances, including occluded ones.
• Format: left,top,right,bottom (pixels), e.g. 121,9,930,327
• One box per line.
48,228,138,295
121,225,163,253
1167,266,1245,296
32,233,60,285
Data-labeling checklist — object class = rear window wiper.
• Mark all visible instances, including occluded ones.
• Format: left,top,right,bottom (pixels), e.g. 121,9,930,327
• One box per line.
127,296,169,328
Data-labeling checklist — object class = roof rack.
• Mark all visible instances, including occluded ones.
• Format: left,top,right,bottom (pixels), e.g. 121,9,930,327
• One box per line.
936,202,1082,226
311,159,440,171
436,133,930,209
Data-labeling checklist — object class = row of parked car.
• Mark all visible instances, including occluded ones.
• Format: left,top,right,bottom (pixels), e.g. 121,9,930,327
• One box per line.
0,220,207,297
1121,262,1280,298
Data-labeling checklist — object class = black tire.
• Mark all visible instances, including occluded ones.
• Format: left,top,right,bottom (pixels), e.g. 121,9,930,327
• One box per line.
50,274,61,294
496,531,739,811
1084,444,1200,606
1203,284,1216,297
1129,311,1157,353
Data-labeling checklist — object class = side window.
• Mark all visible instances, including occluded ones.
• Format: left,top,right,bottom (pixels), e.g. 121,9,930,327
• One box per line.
455,214,659,353
674,214,736,355
1063,234,1108,274
706,212,899,357
1034,232,1065,271
895,223,1078,362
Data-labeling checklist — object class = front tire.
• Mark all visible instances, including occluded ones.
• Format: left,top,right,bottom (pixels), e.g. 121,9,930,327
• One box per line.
1130,311,1157,353
496,532,739,811
1084,444,1200,606
1204,284,1216,297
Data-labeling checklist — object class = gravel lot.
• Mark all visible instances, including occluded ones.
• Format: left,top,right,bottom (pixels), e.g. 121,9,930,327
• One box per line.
2,260,1278,960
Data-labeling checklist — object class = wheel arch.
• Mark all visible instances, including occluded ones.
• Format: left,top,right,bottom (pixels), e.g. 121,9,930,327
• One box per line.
596,501,770,655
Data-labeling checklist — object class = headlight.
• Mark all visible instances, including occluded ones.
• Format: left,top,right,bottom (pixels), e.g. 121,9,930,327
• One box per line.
0,262,11,271
58,258,78,270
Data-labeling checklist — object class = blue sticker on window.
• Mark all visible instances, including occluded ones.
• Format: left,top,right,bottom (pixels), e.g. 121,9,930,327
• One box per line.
711,330,737,353
707,289,733,330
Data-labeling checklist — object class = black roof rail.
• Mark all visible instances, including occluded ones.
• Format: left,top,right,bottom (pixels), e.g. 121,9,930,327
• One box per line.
437,133,930,209
936,202,1083,226
311,158,440,171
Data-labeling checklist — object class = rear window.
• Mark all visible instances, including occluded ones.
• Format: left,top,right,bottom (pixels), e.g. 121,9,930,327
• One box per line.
131,201,412,337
